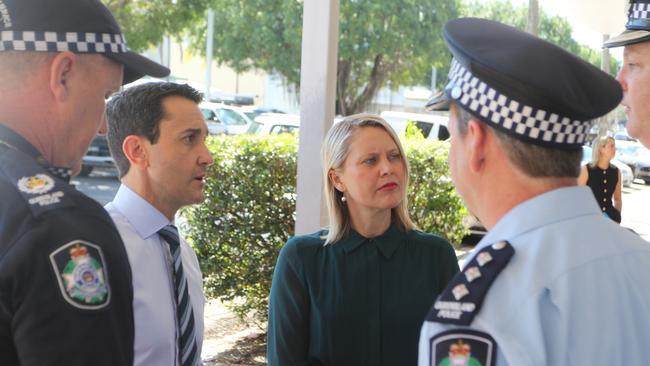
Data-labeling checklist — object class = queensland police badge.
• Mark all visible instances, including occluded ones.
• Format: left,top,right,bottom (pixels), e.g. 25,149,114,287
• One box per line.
50,240,110,310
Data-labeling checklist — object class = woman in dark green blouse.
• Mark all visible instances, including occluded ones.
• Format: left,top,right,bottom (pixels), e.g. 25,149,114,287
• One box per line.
267,113,460,366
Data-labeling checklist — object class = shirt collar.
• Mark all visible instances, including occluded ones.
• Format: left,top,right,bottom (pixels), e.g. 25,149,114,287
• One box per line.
0,124,43,160
0,124,72,183
112,184,171,239
476,186,601,251
341,222,405,259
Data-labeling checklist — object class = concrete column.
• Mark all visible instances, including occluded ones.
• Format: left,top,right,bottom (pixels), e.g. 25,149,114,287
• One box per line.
295,0,339,235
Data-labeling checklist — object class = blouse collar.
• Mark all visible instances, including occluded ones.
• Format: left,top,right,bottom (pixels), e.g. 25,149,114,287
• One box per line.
341,222,405,259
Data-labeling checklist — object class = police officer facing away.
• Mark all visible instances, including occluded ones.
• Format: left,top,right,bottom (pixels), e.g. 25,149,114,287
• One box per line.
605,0,650,148
418,18,650,365
0,0,169,364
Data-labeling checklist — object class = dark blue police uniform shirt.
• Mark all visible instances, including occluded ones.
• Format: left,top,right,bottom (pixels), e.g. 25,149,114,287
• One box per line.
0,124,134,366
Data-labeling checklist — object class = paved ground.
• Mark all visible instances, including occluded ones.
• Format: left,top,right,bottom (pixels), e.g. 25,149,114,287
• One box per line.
74,168,650,365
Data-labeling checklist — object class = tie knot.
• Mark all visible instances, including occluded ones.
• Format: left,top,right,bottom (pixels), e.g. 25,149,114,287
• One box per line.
159,225,180,249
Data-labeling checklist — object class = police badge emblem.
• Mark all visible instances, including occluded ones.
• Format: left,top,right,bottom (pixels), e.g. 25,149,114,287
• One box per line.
429,329,496,366
50,240,110,310
17,174,54,194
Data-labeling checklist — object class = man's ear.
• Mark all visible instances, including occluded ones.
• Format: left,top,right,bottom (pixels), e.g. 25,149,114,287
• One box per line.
48,51,78,102
466,118,489,174
122,135,150,169
328,169,345,193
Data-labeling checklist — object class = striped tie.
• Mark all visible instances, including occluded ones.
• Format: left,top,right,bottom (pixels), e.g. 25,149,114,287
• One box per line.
159,225,199,366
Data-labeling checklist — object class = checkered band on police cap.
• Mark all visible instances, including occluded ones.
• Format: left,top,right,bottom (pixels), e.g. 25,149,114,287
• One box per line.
631,2,650,20
447,58,590,146
0,31,127,53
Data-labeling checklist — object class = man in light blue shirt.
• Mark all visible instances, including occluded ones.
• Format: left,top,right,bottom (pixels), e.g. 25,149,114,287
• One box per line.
418,18,650,366
104,82,213,366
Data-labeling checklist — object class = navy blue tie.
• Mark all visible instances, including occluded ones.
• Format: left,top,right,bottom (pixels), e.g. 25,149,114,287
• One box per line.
159,225,199,366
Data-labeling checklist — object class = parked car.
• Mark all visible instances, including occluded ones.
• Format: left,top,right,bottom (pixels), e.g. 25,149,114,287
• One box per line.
247,113,300,135
582,145,633,188
200,102,253,135
80,135,114,176
615,141,644,174
630,148,650,184
379,111,450,141
200,107,228,136
614,131,638,142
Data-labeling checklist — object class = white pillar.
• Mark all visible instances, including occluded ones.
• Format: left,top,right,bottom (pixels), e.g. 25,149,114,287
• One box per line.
205,8,215,100
295,0,339,235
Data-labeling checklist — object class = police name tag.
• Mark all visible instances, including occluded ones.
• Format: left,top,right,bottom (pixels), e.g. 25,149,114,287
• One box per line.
429,329,497,366
50,240,111,310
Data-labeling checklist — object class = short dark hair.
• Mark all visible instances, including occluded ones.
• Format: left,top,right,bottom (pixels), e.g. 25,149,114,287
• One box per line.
106,82,203,177
452,104,582,178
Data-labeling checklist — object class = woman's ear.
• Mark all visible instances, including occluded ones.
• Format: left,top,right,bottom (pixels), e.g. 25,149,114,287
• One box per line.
328,169,345,193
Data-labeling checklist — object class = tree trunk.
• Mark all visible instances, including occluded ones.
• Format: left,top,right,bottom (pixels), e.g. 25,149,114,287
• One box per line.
527,0,539,36
343,54,389,115
336,59,351,116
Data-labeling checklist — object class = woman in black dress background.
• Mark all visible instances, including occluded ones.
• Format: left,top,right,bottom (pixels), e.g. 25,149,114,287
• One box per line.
578,136,622,223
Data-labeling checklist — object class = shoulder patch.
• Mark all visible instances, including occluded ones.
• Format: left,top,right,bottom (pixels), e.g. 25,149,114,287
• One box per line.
429,328,497,366
49,240,111,310
0,148,74,216
426,240,514,325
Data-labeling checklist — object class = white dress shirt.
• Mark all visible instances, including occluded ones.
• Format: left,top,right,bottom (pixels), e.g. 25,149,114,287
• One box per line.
105,184,204,366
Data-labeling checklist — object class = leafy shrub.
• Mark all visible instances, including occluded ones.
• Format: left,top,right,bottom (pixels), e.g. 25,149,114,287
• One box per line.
184,132,467,325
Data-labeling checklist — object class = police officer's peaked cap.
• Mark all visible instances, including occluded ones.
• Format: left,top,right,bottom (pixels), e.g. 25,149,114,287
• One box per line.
0,0,169,84
427,18,622,149
605,0,650,48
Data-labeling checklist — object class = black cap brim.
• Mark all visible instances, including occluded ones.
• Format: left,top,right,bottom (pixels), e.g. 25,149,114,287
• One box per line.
106,51,170,85
425,90,450,111
604,29,650,48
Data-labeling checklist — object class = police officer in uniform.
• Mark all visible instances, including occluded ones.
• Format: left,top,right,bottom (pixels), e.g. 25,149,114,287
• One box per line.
604,0,650,148
418,18,650,366
0,0,169,364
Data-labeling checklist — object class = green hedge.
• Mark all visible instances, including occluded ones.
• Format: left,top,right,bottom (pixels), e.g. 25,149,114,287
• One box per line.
183,131,467,325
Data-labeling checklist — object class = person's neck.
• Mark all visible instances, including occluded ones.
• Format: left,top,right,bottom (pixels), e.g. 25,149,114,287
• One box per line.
596,159,611,170
474,171,576,231
122,175,178,221
348,206,392,238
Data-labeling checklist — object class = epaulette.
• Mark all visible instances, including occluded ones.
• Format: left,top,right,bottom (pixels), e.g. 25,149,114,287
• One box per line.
0,147,75,217
426,240,514,325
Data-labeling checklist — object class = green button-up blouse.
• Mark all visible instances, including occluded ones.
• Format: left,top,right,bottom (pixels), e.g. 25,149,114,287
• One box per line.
267,223,460,366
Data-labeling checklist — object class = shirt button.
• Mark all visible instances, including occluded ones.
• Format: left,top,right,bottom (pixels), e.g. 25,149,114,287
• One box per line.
604,189,607,193
602,207,606,211
603,198,607,202
604,179,607,183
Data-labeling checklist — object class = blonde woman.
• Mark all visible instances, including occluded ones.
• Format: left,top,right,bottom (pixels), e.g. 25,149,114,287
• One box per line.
267,113,459,365
578,136,622,222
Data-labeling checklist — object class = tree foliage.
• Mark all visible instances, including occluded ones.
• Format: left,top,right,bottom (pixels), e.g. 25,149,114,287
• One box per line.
187,0,460,114
460,0,619,74
103,0,209,52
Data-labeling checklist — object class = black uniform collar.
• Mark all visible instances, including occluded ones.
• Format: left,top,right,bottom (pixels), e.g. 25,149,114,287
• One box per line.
341,222,405,259
0,124,72,183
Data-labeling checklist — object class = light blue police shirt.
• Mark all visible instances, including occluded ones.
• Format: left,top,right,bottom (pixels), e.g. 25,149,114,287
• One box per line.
418,186,650,366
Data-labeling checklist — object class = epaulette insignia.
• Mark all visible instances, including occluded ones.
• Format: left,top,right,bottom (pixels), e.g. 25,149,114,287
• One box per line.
426,240,514,325
429,328,497,366
0,148,74,216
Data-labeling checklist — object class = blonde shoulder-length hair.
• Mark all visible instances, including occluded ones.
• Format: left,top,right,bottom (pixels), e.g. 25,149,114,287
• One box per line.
591,135,615,166
322,113,416,245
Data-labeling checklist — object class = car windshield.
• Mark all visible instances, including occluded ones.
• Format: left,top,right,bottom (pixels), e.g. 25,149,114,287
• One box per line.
218,109,248,126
